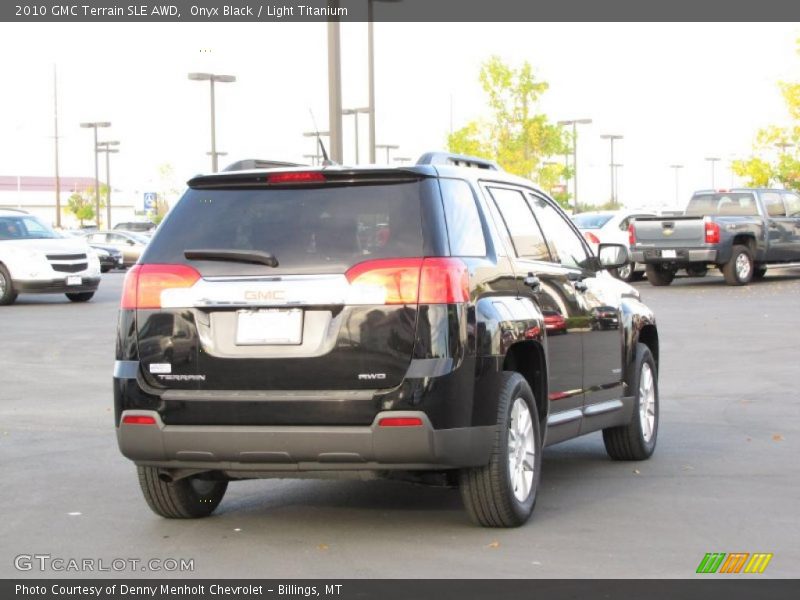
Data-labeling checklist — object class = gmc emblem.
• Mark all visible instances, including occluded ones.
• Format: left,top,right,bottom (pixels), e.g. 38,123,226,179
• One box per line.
244,290,286,301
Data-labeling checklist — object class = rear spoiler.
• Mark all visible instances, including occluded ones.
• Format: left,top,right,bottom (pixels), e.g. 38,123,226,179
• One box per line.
188,168,434,189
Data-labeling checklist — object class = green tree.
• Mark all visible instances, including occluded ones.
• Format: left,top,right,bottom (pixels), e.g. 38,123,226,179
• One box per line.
447,56,572,208
66,185,107,227
734,40,800,190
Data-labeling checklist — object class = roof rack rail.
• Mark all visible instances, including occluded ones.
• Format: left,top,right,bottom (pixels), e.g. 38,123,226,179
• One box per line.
223,159,306,172
416,152,501,171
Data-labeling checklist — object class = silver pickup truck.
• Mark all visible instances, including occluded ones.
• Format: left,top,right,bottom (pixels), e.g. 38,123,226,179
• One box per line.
631,188,800,286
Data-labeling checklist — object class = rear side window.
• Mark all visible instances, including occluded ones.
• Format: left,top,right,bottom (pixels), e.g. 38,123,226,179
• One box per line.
488,187,550,261
527,194,592,270
761,192,786,217
439,179,486,257
143,182,425,274
784,192,800,217
685,193,758,216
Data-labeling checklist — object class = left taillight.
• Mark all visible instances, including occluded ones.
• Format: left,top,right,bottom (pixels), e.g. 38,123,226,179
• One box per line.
583,231,601,245
121,415,156,425
628,224,637,246
120,264,201,309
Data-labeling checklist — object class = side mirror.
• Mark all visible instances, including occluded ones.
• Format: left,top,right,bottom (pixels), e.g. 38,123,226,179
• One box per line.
598,243,629,269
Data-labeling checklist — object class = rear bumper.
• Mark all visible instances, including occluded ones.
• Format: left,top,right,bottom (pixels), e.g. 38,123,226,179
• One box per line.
632,248,717,264
117,409,495,471
15,277,101,294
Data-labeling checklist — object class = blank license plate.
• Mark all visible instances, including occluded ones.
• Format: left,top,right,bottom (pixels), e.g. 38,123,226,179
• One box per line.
661,249,677,259
66,276,82,286
236,309,303,346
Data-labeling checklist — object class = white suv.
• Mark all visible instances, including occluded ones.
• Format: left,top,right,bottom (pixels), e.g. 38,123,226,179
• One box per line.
0,209,101,305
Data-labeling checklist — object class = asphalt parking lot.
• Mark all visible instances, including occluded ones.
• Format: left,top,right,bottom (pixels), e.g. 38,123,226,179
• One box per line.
1,268,799,579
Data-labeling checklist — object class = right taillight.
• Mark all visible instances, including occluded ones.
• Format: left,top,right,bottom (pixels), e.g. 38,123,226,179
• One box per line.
628,223,636,246
120,264,201,309
345,257,468,305
705,220,720,244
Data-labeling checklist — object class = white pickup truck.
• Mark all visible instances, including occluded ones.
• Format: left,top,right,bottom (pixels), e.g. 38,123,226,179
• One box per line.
0,209,101,305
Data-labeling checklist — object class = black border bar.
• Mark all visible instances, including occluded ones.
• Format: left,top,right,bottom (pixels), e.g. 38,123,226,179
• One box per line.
4,0,800,22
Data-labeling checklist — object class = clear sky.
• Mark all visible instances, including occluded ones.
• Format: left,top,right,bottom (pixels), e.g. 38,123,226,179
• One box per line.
1,22,798,210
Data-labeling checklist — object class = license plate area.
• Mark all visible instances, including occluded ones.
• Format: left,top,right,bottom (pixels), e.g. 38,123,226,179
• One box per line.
661,249,677,259
66,275,82,286
235,309,303,346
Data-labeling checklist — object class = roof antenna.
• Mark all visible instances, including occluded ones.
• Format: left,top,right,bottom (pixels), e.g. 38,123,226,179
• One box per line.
309,109,334,166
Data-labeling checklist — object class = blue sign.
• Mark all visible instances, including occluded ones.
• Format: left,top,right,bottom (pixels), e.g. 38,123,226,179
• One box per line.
143,192,157,211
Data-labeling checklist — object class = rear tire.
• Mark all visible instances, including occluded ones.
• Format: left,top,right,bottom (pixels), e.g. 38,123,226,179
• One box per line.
459,372,542,527
137,467,228,518
645,264,675,286
66,292,94,302
603,343,659,461
722,244,753,285
0,264,18,305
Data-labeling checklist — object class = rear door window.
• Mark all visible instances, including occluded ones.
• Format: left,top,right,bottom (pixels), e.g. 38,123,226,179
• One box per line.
783,192,800,217
527,194,593,270
439,179,486,257
762,192,786,217
143,182,426,275
488,187,551,261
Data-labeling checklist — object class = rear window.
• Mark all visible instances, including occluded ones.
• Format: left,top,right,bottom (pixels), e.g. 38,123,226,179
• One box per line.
143,182,425,274
685,193,758,216
571,214,613,229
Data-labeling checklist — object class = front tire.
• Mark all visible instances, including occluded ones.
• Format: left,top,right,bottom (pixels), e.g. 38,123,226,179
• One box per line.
459,372,542,527
722,244,753,285
66,292,94,302
0,264,18,305
603,343,659,460
137,467,228,518
645,264,675,286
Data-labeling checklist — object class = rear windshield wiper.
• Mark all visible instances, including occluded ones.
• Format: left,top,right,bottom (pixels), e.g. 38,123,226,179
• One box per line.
184,249,278,267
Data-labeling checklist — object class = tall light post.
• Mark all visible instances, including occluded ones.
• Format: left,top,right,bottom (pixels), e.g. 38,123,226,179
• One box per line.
393,156,411,165
188,72,236,173
670,164,684,209
327,11,343,164
376,143,399,164
53,65,62,228
80,121,111,228
97,141,119,228
611,163,623,207
557,118,592,212
705,157,720,188
342,107,370,163
600,134,623,207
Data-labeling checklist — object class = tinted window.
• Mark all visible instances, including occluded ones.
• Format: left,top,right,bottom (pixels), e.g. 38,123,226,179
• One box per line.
0,215,59,240
488,187,550,261
761,192,786,217
143,182,425,274
685,193,758,216
527,194,592,269
440,179,486,257
784,192,800,217
571,213,613,229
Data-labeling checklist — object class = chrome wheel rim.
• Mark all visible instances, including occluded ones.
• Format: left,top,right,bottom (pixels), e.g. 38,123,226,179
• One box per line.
617,263,632,280
735,253,751,280
639,363,656,442
0,271,6,296
508,398,535,502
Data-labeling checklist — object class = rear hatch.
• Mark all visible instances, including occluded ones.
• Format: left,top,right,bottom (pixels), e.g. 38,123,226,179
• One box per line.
126,170,449,398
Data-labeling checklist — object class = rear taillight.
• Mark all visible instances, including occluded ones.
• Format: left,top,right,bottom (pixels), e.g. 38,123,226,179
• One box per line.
120,264,201,309
583,231,601,245
628,224,636,246
121,415,157,425
705,221,720,244
378,417,423,427
267,171,326,184
345,257,469,305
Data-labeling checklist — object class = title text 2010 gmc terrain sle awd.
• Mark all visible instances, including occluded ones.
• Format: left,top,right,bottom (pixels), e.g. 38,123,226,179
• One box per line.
114,153,660,527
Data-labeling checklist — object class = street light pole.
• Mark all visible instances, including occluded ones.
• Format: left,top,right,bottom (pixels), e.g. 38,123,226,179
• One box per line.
343,108,369,164
327,13,344,164
600,134,623,207
188,72,236,173
376,143,399,164
557,118,592,212
80,121,110,228
53,65,62,228
705,157,720,188
670,164,684,209
97,141,119,228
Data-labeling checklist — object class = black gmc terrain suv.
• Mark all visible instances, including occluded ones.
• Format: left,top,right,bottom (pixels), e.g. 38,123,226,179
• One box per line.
114,152,660,527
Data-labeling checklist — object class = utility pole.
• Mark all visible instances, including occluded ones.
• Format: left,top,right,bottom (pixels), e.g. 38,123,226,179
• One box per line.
53,65,62,228
327,10,343,163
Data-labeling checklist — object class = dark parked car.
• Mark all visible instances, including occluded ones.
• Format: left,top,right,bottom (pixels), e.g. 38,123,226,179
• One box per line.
114,152,660,527
631,188,800,285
